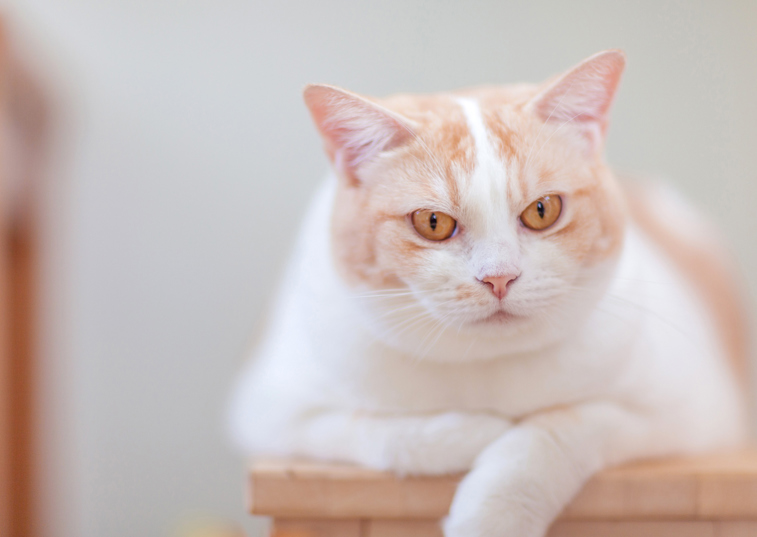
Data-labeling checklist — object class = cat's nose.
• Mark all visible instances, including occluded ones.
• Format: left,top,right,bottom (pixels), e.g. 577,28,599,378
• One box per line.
480,274,518,300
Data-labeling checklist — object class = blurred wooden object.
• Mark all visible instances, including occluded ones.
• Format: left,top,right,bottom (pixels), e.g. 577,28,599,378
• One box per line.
0,26,11,533
0,18,48,537
249,452,757,536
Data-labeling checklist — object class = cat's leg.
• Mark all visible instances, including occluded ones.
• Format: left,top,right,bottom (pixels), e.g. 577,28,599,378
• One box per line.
289,410,513,475
443,401,674,537
229,371,510,474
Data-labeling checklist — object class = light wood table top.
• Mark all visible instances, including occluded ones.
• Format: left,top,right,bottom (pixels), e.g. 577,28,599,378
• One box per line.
249,450,757,521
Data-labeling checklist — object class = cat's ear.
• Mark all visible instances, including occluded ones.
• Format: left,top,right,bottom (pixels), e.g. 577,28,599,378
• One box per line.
527,50,626,156
303,84,414,184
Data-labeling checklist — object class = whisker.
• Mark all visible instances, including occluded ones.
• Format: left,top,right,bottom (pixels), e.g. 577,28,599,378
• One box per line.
376,297,460,343
351,289,415,299
416,309,457,361
461,337,477,362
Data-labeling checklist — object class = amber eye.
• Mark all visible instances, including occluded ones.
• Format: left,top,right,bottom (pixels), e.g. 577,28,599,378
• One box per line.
411,210,456,241
520,195,562,230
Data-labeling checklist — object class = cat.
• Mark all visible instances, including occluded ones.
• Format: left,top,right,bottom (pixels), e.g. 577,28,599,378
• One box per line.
228,50,749,537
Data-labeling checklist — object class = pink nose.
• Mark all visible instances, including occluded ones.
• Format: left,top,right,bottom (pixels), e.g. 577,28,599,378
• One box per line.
480,274,518,300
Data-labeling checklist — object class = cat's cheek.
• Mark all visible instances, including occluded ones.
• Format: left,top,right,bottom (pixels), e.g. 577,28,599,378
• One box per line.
454,283,486,303
374,228,449,280
330,202,409,288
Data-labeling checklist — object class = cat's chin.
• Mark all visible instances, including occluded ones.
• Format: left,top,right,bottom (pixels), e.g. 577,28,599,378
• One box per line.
474,310,518,325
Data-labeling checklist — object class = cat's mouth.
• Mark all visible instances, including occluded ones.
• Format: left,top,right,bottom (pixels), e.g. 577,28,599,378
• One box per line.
476,310,518,324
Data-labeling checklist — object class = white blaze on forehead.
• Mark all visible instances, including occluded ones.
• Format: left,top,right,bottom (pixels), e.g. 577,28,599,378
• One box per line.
456,98,522,279
455,97,511,231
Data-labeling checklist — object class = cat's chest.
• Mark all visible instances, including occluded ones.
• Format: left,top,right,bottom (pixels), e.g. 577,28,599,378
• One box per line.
324,338,622,417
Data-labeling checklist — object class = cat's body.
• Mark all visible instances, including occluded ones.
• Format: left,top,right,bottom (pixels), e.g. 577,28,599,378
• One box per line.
229,51,748,537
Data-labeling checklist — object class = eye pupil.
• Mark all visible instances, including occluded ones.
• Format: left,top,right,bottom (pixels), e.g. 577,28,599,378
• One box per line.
411,210,456,241
520,195,561,230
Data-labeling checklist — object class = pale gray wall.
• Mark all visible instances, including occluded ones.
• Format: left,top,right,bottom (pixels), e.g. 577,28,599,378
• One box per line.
5,1,756,536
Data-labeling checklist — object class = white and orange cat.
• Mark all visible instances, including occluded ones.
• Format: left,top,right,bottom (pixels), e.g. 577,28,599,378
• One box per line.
229,50,749,536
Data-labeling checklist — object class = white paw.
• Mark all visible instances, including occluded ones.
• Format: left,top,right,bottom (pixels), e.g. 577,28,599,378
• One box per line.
369,412,511,475
443,464,551,537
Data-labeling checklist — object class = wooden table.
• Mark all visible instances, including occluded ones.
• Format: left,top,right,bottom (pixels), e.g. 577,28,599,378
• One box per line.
248,451,757,536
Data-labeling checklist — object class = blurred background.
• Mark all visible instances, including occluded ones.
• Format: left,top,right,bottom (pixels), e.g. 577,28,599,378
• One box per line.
0,1,755,536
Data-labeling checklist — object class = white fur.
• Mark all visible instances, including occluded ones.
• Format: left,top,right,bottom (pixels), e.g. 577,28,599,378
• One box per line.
457,98,523,281
228,105,746,536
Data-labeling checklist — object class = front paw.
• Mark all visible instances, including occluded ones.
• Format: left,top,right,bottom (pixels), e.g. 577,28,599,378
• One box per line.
443,465,551,537
371,412,511,476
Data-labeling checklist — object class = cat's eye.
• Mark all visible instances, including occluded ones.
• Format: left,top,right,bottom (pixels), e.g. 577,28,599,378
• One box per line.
411,210,456,241
520,195,562,230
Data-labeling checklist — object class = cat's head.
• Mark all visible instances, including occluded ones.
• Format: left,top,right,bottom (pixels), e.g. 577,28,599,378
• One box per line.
304,50,628,360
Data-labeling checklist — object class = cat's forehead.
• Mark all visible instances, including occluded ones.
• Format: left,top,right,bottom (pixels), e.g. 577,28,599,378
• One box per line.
379,92,477,174
376,86,559,216
378,85,538,163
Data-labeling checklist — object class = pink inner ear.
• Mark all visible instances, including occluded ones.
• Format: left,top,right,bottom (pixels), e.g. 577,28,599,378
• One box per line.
530,51,626,153
304,85,413,180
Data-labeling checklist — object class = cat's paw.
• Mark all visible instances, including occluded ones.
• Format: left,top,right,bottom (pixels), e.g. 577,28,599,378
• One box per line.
443,488,548,537
442,462,551,537
369,412,511,475
443,504,549,537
